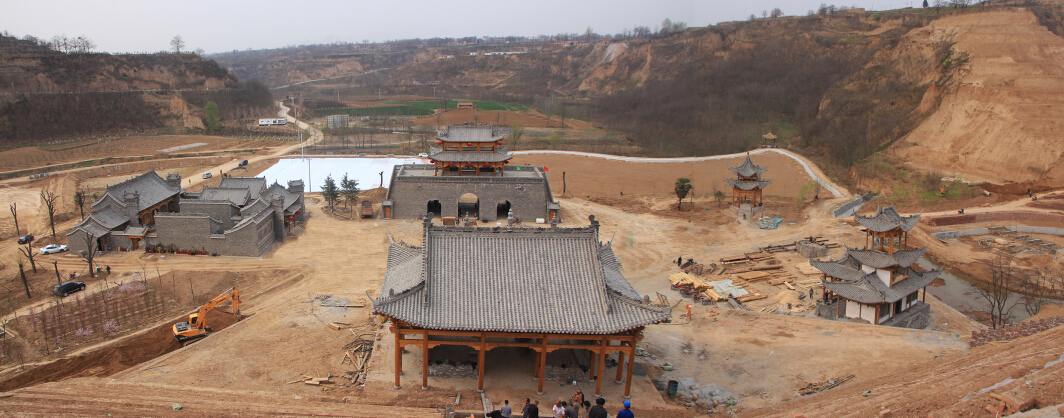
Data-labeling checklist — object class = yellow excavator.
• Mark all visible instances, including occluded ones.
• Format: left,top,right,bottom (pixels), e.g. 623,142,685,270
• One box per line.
173,287,241,343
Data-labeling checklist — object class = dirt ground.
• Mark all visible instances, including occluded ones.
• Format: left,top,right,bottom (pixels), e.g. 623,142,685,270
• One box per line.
0,132,1038,415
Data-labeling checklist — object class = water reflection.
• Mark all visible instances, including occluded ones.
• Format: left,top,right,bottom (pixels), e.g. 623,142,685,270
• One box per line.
918,257,1058,323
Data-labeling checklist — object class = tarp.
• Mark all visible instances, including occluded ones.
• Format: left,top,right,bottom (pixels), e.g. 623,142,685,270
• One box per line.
706,279,749,299
756,216,784,230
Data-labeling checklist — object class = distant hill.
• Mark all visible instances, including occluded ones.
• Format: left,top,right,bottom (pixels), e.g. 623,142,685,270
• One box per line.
0,34,273,145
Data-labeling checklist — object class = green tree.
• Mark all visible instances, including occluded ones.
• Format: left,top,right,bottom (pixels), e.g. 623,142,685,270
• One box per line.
675,178,693,211
340,173,360,211
204,101,220,132
548,132,563,149
321,174,339,213
714,190,726,208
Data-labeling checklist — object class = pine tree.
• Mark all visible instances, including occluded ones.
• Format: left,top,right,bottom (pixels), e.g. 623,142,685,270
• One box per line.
322,174,339,213
340,173,360,210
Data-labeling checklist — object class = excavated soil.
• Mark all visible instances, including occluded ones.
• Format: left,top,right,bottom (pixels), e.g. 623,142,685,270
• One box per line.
0,309,241,392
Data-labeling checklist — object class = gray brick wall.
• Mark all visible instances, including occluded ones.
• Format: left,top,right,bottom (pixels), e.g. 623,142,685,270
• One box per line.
386,165,555,221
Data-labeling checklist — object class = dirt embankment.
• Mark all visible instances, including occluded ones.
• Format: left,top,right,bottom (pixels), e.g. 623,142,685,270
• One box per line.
0,309,241,392
893,10,1064,185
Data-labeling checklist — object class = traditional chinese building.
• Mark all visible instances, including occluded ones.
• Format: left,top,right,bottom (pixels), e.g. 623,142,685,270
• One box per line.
725,154,771,212
382,124,560,222
814,206,939,328
373,215,670,397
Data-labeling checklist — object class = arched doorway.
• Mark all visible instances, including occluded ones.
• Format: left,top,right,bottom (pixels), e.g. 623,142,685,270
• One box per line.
496,200,511,220
427,200,442,218
458,193,479,219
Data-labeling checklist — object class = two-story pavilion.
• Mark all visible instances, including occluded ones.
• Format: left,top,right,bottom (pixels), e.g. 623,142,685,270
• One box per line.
428,124,512,176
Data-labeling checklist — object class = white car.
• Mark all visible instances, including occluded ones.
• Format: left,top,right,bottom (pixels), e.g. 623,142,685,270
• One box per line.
40,244,68,254
418,153,429,158
202,172,213,179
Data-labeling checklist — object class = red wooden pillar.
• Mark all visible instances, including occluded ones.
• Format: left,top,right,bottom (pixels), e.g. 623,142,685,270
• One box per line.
615,342,626,383
537,335,547,395
476,332,486,393
533,346,540,379
623,339,637,398
393,328,402,389
594,339,606,397
421,332,429,390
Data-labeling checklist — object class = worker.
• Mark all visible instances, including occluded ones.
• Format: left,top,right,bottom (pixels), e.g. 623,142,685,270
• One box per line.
617,401,634,418
106,265,111,274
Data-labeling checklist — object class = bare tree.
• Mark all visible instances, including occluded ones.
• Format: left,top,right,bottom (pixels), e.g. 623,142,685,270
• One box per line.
974,251,1023,329
73,190,87,220
170,35,185,53
41,190,58,238
1022,264,1058,317
9,203,19,236
79,232,98,278
770,8,784,18
18,244,37,273
17,258,30,299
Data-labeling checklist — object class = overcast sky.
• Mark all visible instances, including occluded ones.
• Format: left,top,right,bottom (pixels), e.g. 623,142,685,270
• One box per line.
3,0,920,54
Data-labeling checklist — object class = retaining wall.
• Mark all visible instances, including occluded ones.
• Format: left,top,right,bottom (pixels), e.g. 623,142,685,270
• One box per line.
969,316,1064,347
928,212,1064,227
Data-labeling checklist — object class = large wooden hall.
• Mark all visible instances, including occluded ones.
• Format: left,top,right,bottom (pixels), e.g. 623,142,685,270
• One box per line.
372,215,670,397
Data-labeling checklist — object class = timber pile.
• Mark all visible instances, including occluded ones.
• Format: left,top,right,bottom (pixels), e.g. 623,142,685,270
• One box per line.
799,374,855,396
339,327,375,385
795,262,822,276
736,293,767,303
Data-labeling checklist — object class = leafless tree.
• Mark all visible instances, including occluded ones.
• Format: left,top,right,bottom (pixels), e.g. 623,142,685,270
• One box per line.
18,244,37,273
41,190,58,238
1022,264,1059,316
17,258,30,299
9,203,19,236
73,190,87,220
170,35,185,53
770,8,784,18
79,232,98,278
974,251,1023,329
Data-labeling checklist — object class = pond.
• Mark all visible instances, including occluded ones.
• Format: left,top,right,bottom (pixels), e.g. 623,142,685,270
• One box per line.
919,257,1059,323
258,157,424,193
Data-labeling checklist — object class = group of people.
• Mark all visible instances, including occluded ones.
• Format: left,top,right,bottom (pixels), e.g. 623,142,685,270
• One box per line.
488,389,635,418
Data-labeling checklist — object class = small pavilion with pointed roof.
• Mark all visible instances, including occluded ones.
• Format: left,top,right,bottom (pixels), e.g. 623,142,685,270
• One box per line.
725,154,771,208
373,214,670,397
814,206,939,327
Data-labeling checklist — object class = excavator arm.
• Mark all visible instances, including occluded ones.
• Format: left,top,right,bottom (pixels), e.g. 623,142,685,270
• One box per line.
173,287,241,342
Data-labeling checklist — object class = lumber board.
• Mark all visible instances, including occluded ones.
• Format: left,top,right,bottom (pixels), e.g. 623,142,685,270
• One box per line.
737,271,769,280
751,265,782,271
737,293,768,303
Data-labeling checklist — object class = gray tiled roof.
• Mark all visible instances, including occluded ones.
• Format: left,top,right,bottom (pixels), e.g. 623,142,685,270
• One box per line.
374,222,669,334
598,242,641,301
428,149,512,163
891,247,926,268
89,207,129,229
725,178,772,191
97,170,180,212
810,257,865,282
264,183,300,212
240,197,271,218
729,155,767,178
218,177,268,200
438,126,505,143
199,187,252,206
823,266,939,304
855,205,921,232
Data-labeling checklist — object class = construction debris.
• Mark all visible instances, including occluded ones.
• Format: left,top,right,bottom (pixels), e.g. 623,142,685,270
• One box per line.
799,374,855,396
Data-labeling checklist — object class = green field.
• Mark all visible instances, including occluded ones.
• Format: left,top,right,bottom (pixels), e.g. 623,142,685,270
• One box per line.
385,100,530,112
313,106,434,117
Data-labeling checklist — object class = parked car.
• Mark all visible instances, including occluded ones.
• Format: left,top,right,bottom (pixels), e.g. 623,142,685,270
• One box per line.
53,281,85,297
418,153,429,158
39,244,68,254
202,172,213,179
239,159,249,167
17,234,33,244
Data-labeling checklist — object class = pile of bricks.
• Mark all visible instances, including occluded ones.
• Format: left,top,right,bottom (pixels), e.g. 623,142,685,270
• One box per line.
969,315,1063,347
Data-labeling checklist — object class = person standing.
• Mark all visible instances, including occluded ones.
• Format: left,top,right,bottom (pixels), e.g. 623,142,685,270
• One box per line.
500,399,512,418
587,398,607,418
616,401,634,418
581,401,591,418
553,400,564,418
563,401,576,418
526,400,540,418
521,398,532,418
571,390,584,417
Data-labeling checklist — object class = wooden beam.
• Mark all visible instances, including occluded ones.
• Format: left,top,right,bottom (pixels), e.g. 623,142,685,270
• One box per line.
394,328,637,341
422,331,429,390
615,342,626,383
624,337,637,398
476,332,486,393
394,327,402,389
537,335,547,395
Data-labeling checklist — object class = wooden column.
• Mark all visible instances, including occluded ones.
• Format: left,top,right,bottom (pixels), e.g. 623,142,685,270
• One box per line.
589,349,597,381
421,332,429,390
623,340,637,398
594,339,606,397
476,332,486,393
533,347,540,379
537,335,547,395
394,329,402,389
615,342,626,383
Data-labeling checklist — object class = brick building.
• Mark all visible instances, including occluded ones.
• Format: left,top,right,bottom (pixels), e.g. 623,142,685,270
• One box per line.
382,125,560,222
68,171,305,257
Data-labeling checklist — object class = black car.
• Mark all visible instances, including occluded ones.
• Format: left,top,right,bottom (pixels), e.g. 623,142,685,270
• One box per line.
239,159,249,167
17,234,33,244
53,281,86,297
